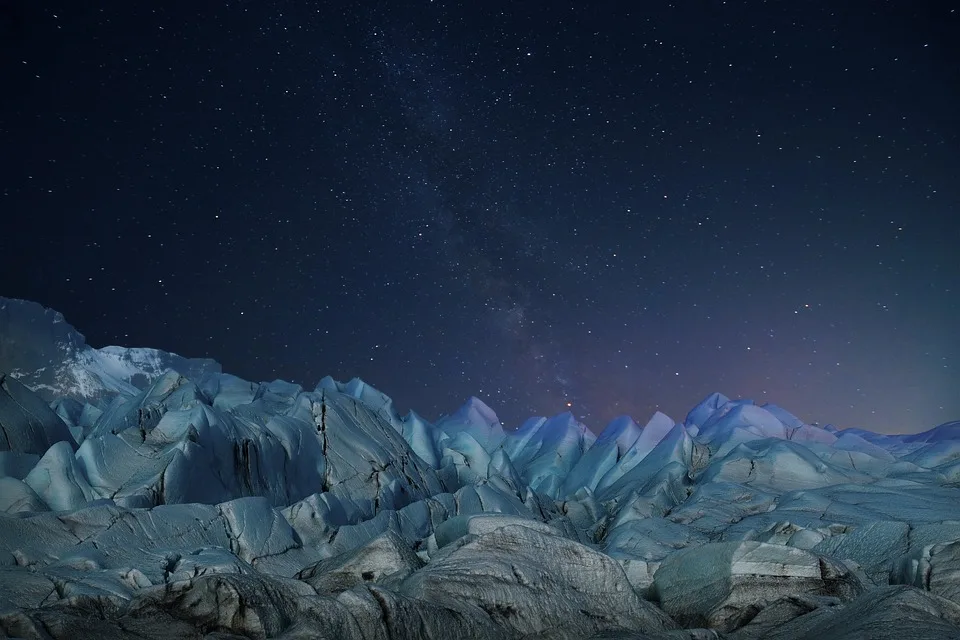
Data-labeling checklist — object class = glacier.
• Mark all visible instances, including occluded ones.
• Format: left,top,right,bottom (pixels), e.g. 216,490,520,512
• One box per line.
2,297,960,639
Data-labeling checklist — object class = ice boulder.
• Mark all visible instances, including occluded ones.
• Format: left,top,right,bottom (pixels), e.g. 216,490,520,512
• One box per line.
651,541,867,632
23,440,96,511
296,530,423,593
329,584,510,640
811,520,910,583
700,438,857,492
614,558,662,595
217,496,300,565
400,523,676,638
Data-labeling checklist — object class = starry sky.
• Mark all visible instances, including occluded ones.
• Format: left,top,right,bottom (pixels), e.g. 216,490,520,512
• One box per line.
2,1,958,434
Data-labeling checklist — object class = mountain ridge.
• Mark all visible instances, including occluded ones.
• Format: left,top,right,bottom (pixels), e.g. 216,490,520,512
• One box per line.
0,297,221,406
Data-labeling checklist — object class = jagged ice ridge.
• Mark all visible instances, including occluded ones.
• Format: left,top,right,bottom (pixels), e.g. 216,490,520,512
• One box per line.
1,296,960,639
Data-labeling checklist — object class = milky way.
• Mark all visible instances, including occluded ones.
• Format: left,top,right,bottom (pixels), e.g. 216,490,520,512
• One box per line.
2,1,957,432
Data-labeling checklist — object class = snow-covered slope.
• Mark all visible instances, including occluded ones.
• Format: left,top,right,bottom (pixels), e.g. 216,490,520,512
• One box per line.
0,297,220,405
2,299,960,639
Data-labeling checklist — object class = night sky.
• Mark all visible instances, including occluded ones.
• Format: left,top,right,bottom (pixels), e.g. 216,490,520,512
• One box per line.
2,2,958,433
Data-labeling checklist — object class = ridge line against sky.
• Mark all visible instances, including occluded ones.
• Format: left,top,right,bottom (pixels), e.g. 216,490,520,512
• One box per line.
1,1,957,433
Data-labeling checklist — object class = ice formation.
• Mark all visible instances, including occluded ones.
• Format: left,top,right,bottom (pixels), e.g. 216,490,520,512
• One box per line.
2,297,960,639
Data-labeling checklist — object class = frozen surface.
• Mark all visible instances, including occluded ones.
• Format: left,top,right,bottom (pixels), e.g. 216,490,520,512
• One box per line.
0,373,75,455
2,297,960,638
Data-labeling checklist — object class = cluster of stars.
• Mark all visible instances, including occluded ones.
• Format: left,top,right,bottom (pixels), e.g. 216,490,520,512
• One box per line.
2,1,957,433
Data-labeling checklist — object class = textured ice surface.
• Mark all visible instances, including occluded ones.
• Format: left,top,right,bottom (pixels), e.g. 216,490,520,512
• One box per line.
0,373,75,455
2,298,960,638
651,541,866,631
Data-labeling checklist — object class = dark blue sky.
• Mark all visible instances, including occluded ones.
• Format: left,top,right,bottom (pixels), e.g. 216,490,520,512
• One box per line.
2,1,958,433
